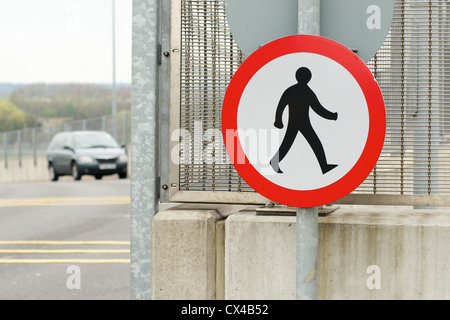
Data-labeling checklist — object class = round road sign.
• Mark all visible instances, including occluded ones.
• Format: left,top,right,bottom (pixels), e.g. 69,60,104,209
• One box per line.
222,35,386,207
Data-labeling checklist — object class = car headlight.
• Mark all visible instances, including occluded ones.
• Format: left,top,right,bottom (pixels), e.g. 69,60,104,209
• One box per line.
119,154,128,163
78,156,94,163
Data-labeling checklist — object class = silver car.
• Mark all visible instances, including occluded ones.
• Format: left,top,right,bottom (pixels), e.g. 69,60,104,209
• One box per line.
46,131,128,181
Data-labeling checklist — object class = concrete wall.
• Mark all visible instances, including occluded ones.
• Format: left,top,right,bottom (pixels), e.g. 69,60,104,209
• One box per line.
0,156,48,183
152,205,450,300
151,208,220,300
0,153,131,184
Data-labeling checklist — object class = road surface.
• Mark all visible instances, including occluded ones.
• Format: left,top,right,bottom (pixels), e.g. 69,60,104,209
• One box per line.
0,178,131,300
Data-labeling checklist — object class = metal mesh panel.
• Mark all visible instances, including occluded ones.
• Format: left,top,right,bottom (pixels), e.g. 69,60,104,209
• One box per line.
179,0,251,192
361,0,450,197
177,0,450,205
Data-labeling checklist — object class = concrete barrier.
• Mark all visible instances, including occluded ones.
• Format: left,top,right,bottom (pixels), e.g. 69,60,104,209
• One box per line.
151,204,248,300
0,153,131,184
152,204,450,300
225,211,296,300
0,156,48,183
151,207,221,300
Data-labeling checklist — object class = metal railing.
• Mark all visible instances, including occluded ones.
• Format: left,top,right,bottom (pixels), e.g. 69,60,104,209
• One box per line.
0,112,131,170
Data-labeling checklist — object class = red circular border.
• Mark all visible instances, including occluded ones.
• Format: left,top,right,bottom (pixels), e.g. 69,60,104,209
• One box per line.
222,35,386,207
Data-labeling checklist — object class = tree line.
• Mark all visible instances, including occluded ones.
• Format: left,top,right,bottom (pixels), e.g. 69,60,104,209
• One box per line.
0,83,131,132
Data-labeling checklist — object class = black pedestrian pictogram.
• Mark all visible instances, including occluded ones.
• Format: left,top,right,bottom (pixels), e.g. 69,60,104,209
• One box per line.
270,67,338,174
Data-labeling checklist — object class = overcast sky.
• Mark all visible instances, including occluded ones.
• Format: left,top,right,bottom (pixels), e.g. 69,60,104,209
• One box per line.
0,0,132,84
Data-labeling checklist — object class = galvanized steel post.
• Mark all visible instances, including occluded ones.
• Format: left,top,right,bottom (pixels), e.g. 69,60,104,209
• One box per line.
296,207,319,300
298,0,320,35
297,0,320,300
131,0,160,300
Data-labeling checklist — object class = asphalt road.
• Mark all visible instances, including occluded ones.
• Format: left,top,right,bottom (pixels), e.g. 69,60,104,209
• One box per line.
0,178,131,300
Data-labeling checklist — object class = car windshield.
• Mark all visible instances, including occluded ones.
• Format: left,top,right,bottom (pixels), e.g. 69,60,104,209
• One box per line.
73,133,119,149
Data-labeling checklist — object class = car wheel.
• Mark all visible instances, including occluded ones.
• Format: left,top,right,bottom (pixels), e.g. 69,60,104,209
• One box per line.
49,164,59,182
95,175,103,180
72,162,82,181
119,171,127,179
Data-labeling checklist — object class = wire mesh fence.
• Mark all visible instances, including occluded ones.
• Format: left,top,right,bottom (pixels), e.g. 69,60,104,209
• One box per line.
172,0,450,206
0,112,131,171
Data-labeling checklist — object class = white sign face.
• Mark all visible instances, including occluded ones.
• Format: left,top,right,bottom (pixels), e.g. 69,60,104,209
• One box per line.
225,0,395,62
236,52,369,191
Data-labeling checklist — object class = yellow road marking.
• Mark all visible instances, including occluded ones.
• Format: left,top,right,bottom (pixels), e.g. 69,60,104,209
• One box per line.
0,249,130,254
0,259,130,264
0,196,130,207
0,241,130,263
0,241,130,245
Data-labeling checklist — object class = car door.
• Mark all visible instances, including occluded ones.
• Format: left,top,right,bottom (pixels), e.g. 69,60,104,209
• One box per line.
48,133,67,173
59,134,75,174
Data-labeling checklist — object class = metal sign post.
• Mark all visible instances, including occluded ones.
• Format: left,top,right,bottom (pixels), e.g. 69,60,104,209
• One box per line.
296,0,320,301
131,0,161,300
296,206,318,300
